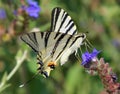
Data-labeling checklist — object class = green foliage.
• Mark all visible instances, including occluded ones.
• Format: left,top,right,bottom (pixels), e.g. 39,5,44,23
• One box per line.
0,0,120,94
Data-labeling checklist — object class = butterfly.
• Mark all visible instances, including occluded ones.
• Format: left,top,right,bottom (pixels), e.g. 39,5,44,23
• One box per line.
20,7,86,78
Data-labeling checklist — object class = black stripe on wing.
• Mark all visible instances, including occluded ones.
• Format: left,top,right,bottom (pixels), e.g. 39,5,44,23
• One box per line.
27,33,38,46
50,7,77,35
41,32,44,39
20,32,39,52
44,32,51,48
69,34,85,47
51,33,66,56
51,7,60,33
55,35,72,60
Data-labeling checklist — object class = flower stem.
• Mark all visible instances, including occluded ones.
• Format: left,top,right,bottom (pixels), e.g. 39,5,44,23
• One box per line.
7,50,27,81
0,50,27,93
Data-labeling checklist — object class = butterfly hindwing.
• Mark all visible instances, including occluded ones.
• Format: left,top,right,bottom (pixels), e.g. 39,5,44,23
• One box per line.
50,7,77,35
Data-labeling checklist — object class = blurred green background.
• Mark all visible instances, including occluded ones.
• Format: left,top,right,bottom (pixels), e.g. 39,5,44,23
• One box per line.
0,0,120,94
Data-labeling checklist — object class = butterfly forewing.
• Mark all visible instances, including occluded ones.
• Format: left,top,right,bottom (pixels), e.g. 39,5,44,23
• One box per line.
50,7,77,35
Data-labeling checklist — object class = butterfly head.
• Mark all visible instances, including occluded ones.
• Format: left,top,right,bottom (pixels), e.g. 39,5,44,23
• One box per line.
81,33,86,40
74,33,86,46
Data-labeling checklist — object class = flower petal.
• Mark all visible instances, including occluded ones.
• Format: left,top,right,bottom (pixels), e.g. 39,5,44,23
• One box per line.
0,8,6,19
25,0,41,18
81,48,100,67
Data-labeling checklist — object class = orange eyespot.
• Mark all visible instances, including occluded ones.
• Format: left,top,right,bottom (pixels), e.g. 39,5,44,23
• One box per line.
48,62,56,69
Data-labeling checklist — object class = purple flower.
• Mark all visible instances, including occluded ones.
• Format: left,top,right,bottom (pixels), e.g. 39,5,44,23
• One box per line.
25,0,40,18
0,8,6,19
81,49,100,67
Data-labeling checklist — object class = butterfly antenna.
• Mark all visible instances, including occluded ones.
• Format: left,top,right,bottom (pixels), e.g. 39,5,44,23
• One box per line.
19,72,39,88
85,42,89,52
84,30,94,50
79,46,83,54
86,38,94,50
75,53,81,63
75,47,83,63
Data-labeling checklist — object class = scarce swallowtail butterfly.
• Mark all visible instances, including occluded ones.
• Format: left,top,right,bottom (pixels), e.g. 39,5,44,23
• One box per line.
20,7,86,78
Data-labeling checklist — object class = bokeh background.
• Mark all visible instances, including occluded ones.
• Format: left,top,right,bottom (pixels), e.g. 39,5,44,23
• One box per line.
0,0,120,94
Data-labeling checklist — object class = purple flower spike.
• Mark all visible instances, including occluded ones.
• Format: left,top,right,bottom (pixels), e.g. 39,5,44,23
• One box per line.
0,8,6,19
25,0,41,18
81,48,100,67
